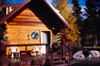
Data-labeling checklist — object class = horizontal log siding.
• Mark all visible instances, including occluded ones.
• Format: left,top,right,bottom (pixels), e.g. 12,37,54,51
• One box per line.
8,8,45,26
5,8,50,55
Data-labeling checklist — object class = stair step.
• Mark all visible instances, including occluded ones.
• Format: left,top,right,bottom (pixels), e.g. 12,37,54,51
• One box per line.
53,60,65,65
54,64,71,66
53,60,65,64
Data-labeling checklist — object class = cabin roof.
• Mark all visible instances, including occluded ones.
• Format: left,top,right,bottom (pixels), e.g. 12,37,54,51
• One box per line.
0,0,69,34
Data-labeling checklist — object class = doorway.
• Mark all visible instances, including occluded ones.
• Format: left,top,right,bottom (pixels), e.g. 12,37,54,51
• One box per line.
41,31,51,55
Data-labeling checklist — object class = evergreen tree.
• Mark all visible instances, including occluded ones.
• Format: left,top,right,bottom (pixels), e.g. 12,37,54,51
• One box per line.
0,0,6,40
72,0,83,27
81,0,100,45
0,0,5,19
53,0,81,46
84,0,100,35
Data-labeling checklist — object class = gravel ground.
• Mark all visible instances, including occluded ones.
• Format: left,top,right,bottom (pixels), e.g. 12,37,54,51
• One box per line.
71,58,100,66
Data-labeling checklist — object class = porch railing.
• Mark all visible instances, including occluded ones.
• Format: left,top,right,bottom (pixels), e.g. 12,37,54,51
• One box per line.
0,43,72,66
0,43,49,66
62,42,72,66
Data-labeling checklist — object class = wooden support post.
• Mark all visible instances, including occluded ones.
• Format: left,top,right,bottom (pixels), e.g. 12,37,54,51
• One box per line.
0,43,3,66
51,50,53,66
25,45,28,65
1,44,6,66
62,44,65,57
46,45,48,59
2,44,5,66
69,43,72,66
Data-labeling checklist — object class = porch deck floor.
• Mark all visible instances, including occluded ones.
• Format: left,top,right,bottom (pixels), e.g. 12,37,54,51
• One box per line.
2,53,69,66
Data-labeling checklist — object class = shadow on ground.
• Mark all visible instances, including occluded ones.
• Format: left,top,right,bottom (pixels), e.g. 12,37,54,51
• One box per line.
72,58,100,66
72,63,100,66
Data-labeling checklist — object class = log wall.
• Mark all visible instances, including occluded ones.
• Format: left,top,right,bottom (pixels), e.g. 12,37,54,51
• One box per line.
5,8,51,55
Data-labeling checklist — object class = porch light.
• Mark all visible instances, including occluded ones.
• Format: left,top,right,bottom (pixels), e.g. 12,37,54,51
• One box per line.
52,27,55,30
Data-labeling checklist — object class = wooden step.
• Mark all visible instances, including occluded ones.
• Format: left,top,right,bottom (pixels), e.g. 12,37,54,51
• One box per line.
54,64,71,66
54,60,65,63
53,60,65,65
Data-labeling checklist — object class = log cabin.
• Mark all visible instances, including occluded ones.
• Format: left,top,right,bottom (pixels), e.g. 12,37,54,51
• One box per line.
0,0,71,66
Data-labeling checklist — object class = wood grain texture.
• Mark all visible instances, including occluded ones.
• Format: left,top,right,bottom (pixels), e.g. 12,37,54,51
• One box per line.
5,8,51,55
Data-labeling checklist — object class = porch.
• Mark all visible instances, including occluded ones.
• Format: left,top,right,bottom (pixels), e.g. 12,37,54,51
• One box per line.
0,43,72,66
2,53,70,66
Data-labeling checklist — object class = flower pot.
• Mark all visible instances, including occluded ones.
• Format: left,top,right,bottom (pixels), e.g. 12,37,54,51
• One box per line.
8,62,20,66
1,40,11,45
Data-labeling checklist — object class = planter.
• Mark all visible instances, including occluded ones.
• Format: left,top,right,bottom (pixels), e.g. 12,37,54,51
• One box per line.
8,62,20,66
1,40,11,45
31,60,42,65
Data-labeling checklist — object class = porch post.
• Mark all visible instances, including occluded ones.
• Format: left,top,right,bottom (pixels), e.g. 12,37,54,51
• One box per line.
0,43,3,66
69,42,72,66
1,43,6,66
62,44,65,57
46,44,48,59
51,50,53,66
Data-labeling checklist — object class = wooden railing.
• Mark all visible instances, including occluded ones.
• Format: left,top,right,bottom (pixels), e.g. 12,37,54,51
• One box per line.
48,44,54,66
62,42,72,66
0,43,49,66
0,43,72,66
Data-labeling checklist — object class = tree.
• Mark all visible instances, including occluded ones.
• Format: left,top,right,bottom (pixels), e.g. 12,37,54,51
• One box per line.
53,0,81,46
0,0,5,19
81,0,100,46
84,0,100,36
0,21,7,40
72,0,83,27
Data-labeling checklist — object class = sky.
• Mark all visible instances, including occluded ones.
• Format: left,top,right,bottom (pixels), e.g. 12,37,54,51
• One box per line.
47,0,86,6
47,0,87,19
3,0,87,19
47,0,86,12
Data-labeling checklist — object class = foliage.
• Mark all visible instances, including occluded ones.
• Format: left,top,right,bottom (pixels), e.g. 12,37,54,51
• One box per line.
53,0,81,46
10,59,20,63
3,35,9,40
0,0,5,19
0,22,7,40
33,56,42,61
81,0,100,43
72,0,83,27
0,27,4,39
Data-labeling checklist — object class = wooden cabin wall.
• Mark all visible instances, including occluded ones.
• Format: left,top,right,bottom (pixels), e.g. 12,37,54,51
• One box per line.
6,8,51,55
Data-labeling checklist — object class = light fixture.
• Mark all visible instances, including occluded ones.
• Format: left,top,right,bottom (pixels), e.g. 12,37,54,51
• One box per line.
52,27,55,30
